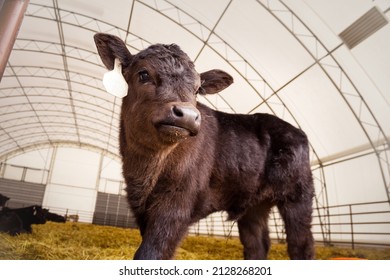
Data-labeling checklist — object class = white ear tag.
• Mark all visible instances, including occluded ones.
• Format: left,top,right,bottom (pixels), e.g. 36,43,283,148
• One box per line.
102,58,128,98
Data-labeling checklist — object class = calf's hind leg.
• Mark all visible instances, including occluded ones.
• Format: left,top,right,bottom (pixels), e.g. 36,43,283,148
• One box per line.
237,203,272,260
277,194,315,260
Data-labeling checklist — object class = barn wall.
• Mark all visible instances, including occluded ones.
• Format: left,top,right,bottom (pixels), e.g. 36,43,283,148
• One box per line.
43,183,97,223
93,192,136,228
0,178,46,208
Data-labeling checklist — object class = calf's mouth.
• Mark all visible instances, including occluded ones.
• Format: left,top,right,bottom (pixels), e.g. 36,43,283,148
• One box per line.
156,121,199,143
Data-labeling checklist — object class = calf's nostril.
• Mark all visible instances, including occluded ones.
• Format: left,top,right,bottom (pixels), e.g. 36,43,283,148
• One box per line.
172,105,184,117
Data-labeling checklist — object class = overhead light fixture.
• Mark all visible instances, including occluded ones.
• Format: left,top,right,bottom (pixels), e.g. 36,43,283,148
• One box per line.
339,6,388,49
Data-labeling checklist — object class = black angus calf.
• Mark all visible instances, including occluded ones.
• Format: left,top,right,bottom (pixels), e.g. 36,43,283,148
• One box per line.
94,33,315,260
0,205,47,235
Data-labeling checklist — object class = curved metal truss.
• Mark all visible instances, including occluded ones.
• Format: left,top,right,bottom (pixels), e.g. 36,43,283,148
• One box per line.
1,0,389,244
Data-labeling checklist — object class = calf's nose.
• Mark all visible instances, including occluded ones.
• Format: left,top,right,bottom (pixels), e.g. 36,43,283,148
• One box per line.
172,105,200,121
171,104,201,135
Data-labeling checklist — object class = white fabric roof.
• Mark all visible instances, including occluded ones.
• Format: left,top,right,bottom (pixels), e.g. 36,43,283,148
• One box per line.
1,0,390,212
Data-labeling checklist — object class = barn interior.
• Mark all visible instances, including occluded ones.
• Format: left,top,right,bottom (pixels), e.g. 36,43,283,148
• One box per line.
0,0,389,251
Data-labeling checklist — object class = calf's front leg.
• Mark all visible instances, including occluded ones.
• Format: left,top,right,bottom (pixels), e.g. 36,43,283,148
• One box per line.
133,212,190,260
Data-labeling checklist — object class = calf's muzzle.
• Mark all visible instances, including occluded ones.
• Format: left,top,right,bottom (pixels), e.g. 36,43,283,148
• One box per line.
171,105,200,134
154,102,201,143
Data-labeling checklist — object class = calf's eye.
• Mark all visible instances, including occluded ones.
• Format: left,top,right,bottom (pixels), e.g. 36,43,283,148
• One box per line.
138,70,151,83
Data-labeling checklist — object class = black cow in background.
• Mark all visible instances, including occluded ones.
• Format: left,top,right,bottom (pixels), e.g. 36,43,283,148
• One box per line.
0,211,22,236
0,203,67,235
0,205,47,235
45,211,66,223
0,193,9,208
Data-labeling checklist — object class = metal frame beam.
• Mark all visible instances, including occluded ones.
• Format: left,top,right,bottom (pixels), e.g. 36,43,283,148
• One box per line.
0,0,29,80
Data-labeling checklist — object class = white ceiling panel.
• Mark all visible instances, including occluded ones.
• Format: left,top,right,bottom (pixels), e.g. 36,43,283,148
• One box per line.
279,65,368,158
216,0,315,90
130,1,204,57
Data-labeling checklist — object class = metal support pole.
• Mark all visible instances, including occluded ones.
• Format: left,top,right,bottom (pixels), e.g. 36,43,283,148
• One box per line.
0,0,29,81
349,205,355,250
46,145,58,185
95,152,104,192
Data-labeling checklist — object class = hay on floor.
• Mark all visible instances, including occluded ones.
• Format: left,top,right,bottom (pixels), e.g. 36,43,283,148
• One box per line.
1,222,389,260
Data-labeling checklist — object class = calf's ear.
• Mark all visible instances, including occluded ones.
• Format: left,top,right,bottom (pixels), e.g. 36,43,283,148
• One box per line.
199,69,233,95
94,33,132,70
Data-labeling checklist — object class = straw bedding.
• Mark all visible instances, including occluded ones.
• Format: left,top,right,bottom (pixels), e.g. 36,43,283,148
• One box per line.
0,222,389,260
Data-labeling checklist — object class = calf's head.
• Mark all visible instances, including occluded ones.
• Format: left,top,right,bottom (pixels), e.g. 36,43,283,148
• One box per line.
94,33,233,150
31,206,47,224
